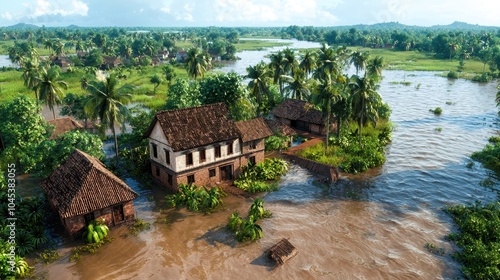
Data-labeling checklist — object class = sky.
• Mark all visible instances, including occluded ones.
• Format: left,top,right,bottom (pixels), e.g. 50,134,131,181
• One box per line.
0,0,499,28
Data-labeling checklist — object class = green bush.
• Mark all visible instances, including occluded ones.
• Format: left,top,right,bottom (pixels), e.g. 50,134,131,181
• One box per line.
165,184,225,213
226,198,271,242
472,73,493,83
446,202,500,279
429,107,443,115
265,134,289,151
234,158,288,193
447,70,459,79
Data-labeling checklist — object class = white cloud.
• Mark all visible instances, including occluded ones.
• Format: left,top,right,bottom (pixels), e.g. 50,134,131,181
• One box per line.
27,0,89,18
1,12,14,21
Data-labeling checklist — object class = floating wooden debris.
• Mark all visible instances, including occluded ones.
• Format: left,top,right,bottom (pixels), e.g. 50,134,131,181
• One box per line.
267,238,298,266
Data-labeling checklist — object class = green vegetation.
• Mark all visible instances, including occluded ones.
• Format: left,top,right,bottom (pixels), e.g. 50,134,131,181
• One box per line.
129,218,152,236
69,236,114,262
297,122,392,174
165,184,225,213
471,137,500,171
429,107,443,115
234,158,288,193
36,249,60,265
265,134,289,151
82,219,110,244
227,198,272,242
235,39,292,51
445,202,500,279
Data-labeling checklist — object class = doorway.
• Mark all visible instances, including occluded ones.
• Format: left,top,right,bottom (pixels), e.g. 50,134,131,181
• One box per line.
219,164,234,181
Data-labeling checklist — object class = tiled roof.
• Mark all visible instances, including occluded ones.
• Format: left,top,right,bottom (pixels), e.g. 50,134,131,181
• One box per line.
235,117,273,143
40,149,139,218
265,119,297,136
47,117,84,139
146,103,240,152
271,99,324,125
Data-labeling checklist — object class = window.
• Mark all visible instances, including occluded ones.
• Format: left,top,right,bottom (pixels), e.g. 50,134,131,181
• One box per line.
248,140,257,150
165,149,170,165
84,212,95,225
167,174,173,185
151,143,158,158
215,146,221,158
186,153,193,166
199,149,206,162
227,142,233,155
209,168,216,178
187,174,195,184
155,166,160,176
249,156,256,165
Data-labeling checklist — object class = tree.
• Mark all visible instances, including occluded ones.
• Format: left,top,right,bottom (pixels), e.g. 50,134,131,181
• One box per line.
282,69,311,100
299,50,317,77
150,74,163,94
349,75,382,146
282,47,298,76
20,56,41,107
165,79,201,110
60,93,90,127
366,56,385,81
0,96,51,173
311,73,338,152
185,47,211,79
350,50,370,75
36,65,68,119
199,72,247,111
162,64,177,86
269,51,286,96
246,62,271,116
85,74,133,160
85,49,103,68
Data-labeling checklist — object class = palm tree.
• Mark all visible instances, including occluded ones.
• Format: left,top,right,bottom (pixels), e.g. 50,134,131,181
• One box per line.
315,43,344,80
282,69,310,100
20,57,41,106
350,50,370,75
185,47,211,80
349,75,382,146
299,50,317,77
246,61,271,116
85,74,133,160
269,51,286,96
282,47,298,76
311,73,338,152
36,66,68,119
366,56,385,81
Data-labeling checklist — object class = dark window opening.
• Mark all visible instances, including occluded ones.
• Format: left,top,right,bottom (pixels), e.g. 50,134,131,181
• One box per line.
152,143,158,158
187,174,195,184
249,156,256,165
155,166,160,176
215,146,221,158
167,174,173,185
248,140,257,150
227,142,233,155
84,212,95,225
209,168,216,177
165,149,170,165
199,149,206,162
186,153,193,166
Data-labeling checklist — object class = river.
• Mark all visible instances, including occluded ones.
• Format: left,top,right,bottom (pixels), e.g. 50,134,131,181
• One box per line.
38,39,499,279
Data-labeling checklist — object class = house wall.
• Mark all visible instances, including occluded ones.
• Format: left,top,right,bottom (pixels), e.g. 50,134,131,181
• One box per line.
61,201,135,236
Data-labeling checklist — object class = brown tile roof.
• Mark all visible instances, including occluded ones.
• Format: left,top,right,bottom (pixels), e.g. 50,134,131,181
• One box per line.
47,117,84,139
265,119,297,136
235,118,273,143
40,149,139,218
146,103,240,152
271,99,324,125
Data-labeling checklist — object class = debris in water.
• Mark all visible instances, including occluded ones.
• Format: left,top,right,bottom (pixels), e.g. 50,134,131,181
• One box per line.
267,238,298,266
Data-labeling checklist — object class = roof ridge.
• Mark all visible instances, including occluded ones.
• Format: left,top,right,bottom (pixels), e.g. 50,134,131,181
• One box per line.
155,102,227,116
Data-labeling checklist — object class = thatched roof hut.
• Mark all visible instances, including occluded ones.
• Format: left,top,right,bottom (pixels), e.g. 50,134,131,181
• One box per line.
267,238,298,266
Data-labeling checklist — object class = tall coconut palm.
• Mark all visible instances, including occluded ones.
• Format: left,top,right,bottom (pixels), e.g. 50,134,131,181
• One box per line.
36,65,68,119
185,47,211,80
311,73,338,152
349,75,382,146
350,50,370,75
85,74,133,160
269,51,286,96
315,43,344,80
299,50,317,77
246,61,271,116
366,55,385,81
282,47,298,76
282,69,310,100
20,56,41,106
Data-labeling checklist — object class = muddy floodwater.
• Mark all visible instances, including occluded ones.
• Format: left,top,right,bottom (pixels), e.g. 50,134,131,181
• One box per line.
35,41,500,279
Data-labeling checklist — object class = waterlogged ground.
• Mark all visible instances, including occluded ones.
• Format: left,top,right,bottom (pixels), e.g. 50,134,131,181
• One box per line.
31,39,500,279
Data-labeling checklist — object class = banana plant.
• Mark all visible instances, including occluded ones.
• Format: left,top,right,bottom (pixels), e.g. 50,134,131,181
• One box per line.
83,219,109,243
248,198,265,220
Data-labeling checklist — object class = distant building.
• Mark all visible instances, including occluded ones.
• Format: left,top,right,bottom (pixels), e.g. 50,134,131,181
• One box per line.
41,149,139,236
144,103,272,191
270,99,335,135
101,55,122,70
52,56,73,72
47,117,84,139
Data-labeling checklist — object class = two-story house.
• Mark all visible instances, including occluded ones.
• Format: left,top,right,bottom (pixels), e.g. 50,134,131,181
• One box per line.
144,103,272,191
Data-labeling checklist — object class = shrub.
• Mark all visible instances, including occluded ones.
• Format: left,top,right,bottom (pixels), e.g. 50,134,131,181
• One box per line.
265,134,289,151
472,73,493,83
165,184,225,213
234,158,288,193
447,70,458,79
430,107,443,115
227,198,272,242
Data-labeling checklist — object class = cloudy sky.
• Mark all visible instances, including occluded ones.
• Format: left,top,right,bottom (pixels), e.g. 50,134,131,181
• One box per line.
0,0,499,27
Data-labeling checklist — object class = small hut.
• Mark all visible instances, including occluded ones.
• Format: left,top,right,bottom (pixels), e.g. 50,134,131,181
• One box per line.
41,149,139,236
47,117,84,139
267,238,298,266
